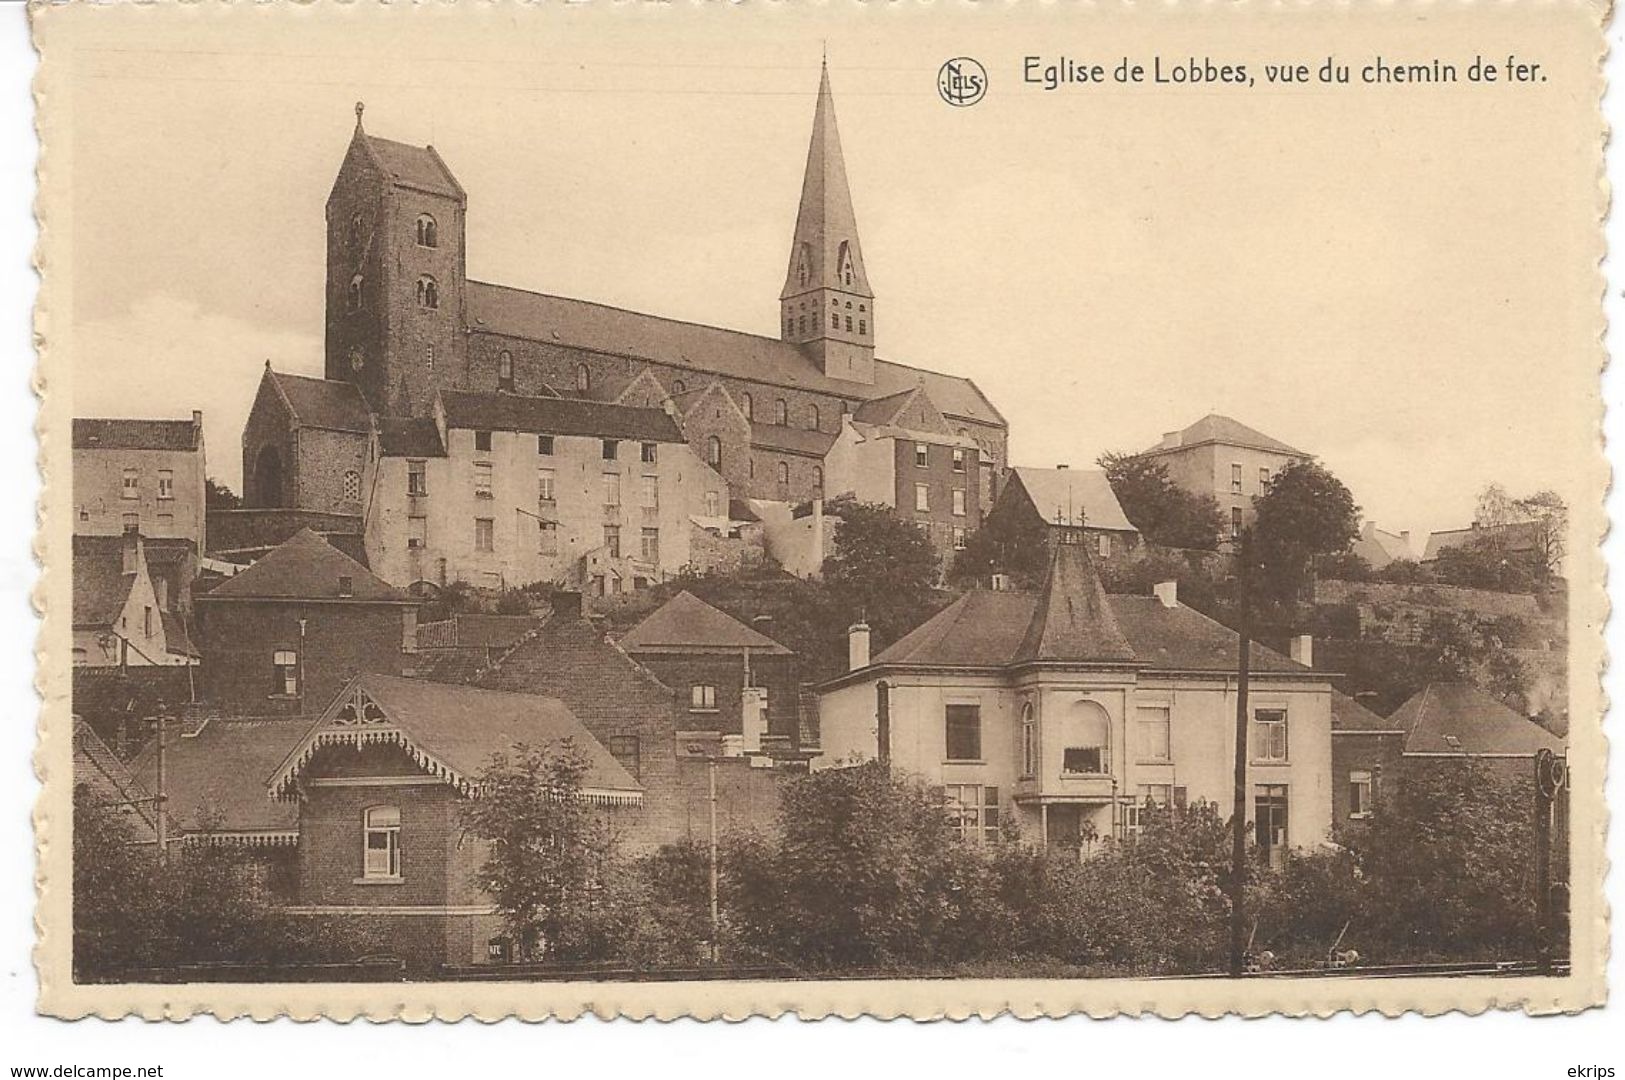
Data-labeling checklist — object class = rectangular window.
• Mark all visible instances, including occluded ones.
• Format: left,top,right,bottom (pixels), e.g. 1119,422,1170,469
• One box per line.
607,735,641,779
691,684,717,711
1062,746,1104,775
473,462,493,498
705,490,721,517
272,649,298,696
952,489,966,517
156,513,174,533
943,784,1000,844
1251,708,1289,762
1231,462,1243,494
538,521,558,556
121,468,138,500
407,460,427,497
538,435,554,456
363,805,401,879
1135,705,1172,762
603,472,622,511
1255,784,1290,859
408,515,426,549
640,527,660,563
121,512,139,534
915,443,929,468
1097,533,1111,558
603,524,621,558
157,470,174,500
474,430,493,453
143,606,153,638
640,442,658,464
952,447,966,473
1020,707,1038,778
602,439,619,461
1349,770,1374,819
537,468,556,505
944,703,982,761
474,517,495,553
641,475,659,510
1231,506,1243,538
1259,467,1272,491
952,527,967,551
914,483,930,512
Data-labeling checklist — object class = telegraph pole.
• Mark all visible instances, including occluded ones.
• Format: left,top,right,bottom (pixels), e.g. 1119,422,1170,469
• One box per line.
1228,562,1253,977
152,700,170,868
707,753,720,964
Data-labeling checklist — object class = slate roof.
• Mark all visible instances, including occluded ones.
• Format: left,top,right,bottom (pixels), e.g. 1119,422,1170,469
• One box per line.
1351,523,1413,569
1141,413,1309,458
439,389,684,443
464,281,1004,426
132,719,306,837
1009,467,1137,532
618,591,792,656
72,535,135,628
1390,682,1565,756
73,418,201,452
851,388,916,425
378,416,446,458
363,134,464,199
781,62,873,301
750,421,838,458
200,528,410,603
1013,544,1136,664
271,674,641,801
269,370,372,433
1421,521,1544,562
1330,689,1401,733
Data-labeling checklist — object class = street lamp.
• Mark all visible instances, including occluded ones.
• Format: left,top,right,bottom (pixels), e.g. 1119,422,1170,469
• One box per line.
686,742,721,964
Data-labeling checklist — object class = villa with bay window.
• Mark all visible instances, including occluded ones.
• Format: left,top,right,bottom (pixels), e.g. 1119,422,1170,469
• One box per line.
814,537,1334,857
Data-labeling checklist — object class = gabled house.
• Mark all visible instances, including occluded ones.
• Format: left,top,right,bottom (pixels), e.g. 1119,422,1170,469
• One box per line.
1329,690,1405,826
985,466,1140,562
1135,413,1312,543
815,539,1334,860
1350,521,1414,570
72,533,198,668
192,528,420,715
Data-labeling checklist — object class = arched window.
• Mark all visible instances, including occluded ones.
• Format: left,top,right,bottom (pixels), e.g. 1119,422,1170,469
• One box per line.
812,465,823,496
342,470,362,502
347,275,363,313
808,404,820,431
741,392,753,420
774,399,788,425
416,275,439,309
576,364,591,394
672,380,686,395
777,461,789,487
705,436,721,469
1021,702,1038,778
416,214,438,248
362,805,401,878
1059,700,1111,776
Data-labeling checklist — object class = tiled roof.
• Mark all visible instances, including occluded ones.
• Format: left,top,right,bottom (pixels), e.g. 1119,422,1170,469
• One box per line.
1421,521,1544,562
619,591,792,656
1330,689,1399,733
851,388,916,425
1014,544,1136,664
1141,413,1309,458
1391,682,1565,756
363,134,463,199
464,281,1004,426
132,719,306,836
269,371,372,433
439,389,684,443
73,418,201,452
750,421,838,458
1009,467,1137,532
200,528,410,603
72,535,135,628
378,416,446,458
416,614,540,650
271,674,641,801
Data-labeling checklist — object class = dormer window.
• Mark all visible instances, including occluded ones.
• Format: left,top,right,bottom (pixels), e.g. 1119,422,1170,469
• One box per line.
416,214,438,248
838,242,856,287
415,275,439,310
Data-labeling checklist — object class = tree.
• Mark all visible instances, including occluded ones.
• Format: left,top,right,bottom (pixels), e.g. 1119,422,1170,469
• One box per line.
419,580,476,623
949,506,1049,588
205,477,241,510
1249,460,1360,601
821,497,944,650
1513,489,1568,578
1432,535,1541,593
1097,452,1223,550
461,740,621,961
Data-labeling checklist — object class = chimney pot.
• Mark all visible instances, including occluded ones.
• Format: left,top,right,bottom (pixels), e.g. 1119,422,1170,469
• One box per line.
848,621,871,672
1153,580,1178,608
1289,634,1314,667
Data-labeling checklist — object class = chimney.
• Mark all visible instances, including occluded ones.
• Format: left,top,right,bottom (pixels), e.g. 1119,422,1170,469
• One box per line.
121,532,141,576
1153,580,1178,608
1361,520,1376,540
1056,463,1069,470
1289,634,1314,667
848,621,871,671
1401,530,1412,545
551,591,583,619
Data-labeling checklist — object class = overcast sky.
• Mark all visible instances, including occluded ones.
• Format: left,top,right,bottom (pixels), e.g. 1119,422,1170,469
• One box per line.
60,4,1601,549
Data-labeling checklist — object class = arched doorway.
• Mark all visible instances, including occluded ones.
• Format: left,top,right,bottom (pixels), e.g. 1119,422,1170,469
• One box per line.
252,446,286,508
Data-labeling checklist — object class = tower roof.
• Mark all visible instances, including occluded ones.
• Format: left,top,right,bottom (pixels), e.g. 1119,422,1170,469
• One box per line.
781,62,872,301
1012,541,1138,665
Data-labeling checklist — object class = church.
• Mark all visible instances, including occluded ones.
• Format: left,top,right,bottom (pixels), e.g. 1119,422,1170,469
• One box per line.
241,63,1009,590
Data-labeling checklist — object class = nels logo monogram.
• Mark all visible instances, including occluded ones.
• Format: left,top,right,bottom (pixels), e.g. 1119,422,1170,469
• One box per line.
937,57,988,107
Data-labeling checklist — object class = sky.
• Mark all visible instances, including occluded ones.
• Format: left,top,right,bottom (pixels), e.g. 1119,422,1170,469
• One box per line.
57,3,1602,550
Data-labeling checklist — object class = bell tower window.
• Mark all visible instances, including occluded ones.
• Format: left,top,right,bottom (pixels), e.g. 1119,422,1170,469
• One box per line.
415,275,439,310
416,213,438,248
576,364,591,394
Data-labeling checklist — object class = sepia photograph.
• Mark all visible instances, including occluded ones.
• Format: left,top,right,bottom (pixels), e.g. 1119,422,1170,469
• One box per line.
23,0,1610,1023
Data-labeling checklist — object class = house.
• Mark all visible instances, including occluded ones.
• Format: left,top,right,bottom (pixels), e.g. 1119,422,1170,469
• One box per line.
73,414,208,552
815,539,1333,860
242,63,1006,562
1134,413,1311,543
1350,521,1414,570
984,466,1140,561
192,529,420,716
363,390,726,594
1329,690,1406,827
72,534,198,668
1421,520,1546,564
616,590,801,756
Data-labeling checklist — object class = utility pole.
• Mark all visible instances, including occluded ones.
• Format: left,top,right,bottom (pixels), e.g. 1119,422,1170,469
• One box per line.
1228,566,1253,977
152,699,170,868
707,753,720,964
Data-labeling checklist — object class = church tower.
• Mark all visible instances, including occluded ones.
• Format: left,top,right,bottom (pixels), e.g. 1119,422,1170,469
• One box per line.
780,61,876,384
325,102,468,418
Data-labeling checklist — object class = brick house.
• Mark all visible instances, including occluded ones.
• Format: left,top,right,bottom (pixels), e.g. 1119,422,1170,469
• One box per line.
616,590,801,754
984,466,1140,562
1329,690,1406,828
1134,413,1312,544
192,529,420,716
73,414,208,551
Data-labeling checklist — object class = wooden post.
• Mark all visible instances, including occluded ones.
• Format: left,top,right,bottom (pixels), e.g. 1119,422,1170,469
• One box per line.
1228,627,1252,976
1533,751,1554,974
708,755,720,964
154,705,169,867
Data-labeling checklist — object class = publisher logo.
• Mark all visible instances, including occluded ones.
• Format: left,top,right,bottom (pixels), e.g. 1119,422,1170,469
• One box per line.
937,58,988,107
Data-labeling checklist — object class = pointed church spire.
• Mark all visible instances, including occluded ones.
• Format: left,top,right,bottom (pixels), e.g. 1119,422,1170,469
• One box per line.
779,61,877,381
